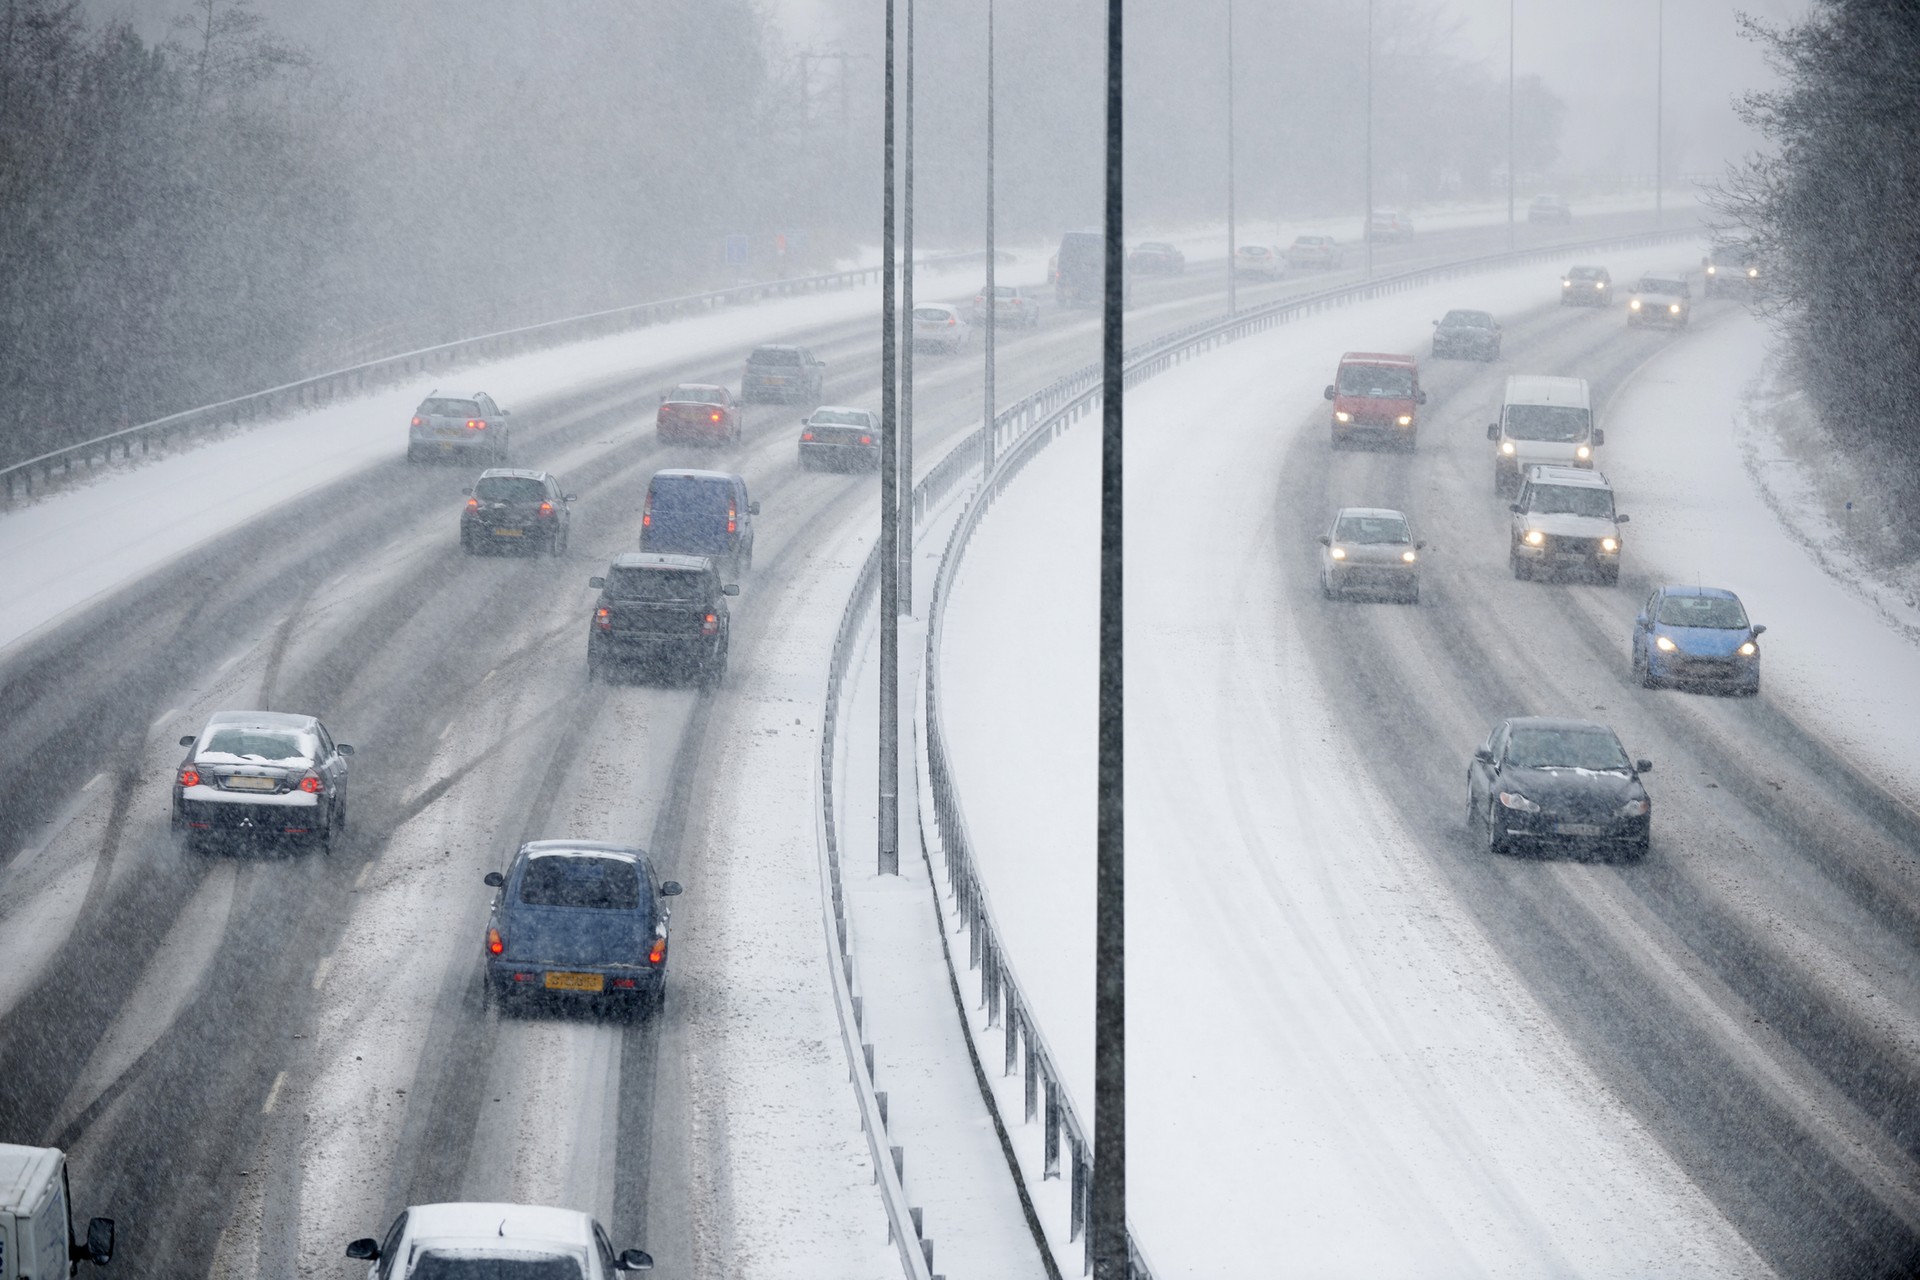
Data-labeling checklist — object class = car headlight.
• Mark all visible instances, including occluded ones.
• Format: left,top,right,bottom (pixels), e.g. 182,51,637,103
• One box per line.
1498,790,1541,812
1600,537,1619,553
1738,640,1758,657
1655,635,1677,652
1335,411,1352,423
1669,303,1681,314
1707,265,1717,274
1595,281,1606,289
1576,444,1592,459
1747,268,1758,278
1563,280,1572,288
1397,414,1413,426
1329,546,1346,560
1618,797,1650,818
1401,549,1417,563
1524,530,1545,546
1500,441,1516,456
1630,299,1642,310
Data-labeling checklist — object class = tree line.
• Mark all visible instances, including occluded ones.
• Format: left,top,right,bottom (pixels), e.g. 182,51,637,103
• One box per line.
1720,0,1920,550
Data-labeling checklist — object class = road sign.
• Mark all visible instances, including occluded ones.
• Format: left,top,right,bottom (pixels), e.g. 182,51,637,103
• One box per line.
725,234,749,267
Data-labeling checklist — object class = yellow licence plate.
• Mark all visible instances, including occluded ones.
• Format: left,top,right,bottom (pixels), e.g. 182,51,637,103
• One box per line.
493,528,524,537
544,971,603,992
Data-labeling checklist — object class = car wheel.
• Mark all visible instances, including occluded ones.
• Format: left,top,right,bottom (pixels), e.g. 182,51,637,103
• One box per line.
549,528,566,558
1404,584,1420,605
461,529,476,555
1484,804,1510,856
406,445,422,463
1510,551,1530,580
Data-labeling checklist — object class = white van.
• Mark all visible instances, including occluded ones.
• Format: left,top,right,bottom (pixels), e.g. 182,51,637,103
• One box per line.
0,1144,113,1279
1486,375,1599,493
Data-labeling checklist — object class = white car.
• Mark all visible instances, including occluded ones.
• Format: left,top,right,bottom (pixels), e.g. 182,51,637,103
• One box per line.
1233,245,1284,280
1318,507,1422,604
911,303,971,353
347,1203,652,1278
970,284,1042,329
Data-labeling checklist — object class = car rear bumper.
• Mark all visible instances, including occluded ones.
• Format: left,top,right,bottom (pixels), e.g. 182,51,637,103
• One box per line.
176,792,325,836
410,432,496,456
799,442,880,469
591,633,721,664
463,517,558,544
488,960,662,1005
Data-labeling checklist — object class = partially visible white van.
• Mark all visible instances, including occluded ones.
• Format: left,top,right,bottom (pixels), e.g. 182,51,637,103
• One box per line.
1486,375,1599,493
0,1145,113,1280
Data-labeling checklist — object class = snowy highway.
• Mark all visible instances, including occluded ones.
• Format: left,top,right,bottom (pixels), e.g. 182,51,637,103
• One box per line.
938,252,1920,1277
0,210,1687,1277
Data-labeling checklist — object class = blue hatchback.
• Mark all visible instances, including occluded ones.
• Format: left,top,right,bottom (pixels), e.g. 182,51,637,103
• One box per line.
1631,585,1765,694
482,840,683,1017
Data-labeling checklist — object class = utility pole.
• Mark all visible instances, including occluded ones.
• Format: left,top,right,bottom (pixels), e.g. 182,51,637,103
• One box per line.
983,0,997,475
1091,0,1126,1273
900,0,916,611
1226,0,1236,314
878,0,900,877
1507,0,1516,248
1655,0,1664,224
1364,0,1374,280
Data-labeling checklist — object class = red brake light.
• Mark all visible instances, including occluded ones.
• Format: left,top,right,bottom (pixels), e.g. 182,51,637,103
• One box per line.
411,415,424,427
538,501,553,517
701,612,719,637
298,773,323,794
178,767,201,788
487,927,504,956
595,606,612,632
710,411,722,423
802,431,814,441
859,435,873,445
648,934,667,965
466,418,486,431
726,505,737,535
946,316,956,325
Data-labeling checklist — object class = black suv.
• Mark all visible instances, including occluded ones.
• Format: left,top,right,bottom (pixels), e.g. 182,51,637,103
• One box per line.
462,469,575,555
741,345,825,404
587,553,738,686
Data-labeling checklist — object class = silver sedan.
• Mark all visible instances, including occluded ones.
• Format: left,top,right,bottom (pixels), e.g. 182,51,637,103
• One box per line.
1318,507,1423,604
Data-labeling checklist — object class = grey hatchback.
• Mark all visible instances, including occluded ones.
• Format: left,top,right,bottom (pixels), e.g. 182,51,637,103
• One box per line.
407,391,511,464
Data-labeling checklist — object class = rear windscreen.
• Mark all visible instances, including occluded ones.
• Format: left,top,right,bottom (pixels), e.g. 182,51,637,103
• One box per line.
650,477,730,514
201,729,310,763
810,409,870,427
419,399,480,418
475,477,544,502
605,568,706,601
519,856,643,910
748,348,802,366
913,308,954,322
666,386,724,405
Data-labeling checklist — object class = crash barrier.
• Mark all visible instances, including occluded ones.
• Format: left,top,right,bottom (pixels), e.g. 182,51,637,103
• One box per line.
0,251,987,502
897,222,1706,1277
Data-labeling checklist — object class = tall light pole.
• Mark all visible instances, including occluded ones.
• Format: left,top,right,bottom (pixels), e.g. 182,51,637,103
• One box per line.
1655,0,1664,224
1226,0,1236,314
878,0,899,877
1364,0,1374,280
984,0,998,473
899,0,916,610
1091,0,1127,1272
1507,0,1516,248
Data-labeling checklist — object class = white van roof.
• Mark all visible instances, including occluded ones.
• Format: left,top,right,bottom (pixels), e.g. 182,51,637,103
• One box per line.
1503,374,1590,408
0,1143,61,1216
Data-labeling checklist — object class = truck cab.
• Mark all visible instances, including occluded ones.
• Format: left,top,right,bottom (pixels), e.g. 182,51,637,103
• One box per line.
0,1145,113,1279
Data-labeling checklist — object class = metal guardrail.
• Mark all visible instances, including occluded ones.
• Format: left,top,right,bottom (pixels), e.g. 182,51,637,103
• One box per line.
0,252,987,501
902,222,1705,1277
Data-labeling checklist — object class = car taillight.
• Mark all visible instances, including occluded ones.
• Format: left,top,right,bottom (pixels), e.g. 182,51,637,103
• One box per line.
411,415,425,427
701,612,719,637
595,606,613,632
299,773,324,794
466,418,487,431
710,411,722,423
466,497,479,511
642,492,652,528
859,435,873,445
726,505,737,534
648,934,667,965
179,767,201,788
946,317,956,325
802,431,815,441
487,927,504,956
1011,298,1024,306
538,501,553,517
657,406,669,421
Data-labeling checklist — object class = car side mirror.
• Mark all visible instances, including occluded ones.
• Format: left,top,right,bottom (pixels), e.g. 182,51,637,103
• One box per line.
1486,423,1500,440
616,1248,655,1271
180,735,197,747
659,392,669,403
1416,390,1428,405
82,1217,115,1265
1615,513,1630,524
461,487,473,496
801,418,811,426
1323,385,1336,401
1751,624,1767,637
565,493,578,503
1473,747,1494,764
723,584,740,596
1636,759,1654,774
748,501,761,515
1415,541,1426,550
1431,319,1439,326
1592,428,1605,446
337,743,354,756
484,871,506,888
1316,534,1330,546
660,881,683,897
1508,503,1523,514
589,576,606,588
346,1238,381,1261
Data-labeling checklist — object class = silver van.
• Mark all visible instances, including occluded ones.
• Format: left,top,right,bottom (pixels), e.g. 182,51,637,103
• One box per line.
1487,374,1598,493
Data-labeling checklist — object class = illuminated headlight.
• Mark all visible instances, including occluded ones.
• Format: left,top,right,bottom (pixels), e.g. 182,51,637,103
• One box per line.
1747,268,1758,278
1397,414,1413,426
1595,281,1606,289
1500,441,1516,456
1707,265,1717,274
1401,549,1417,563
1618,797,1650,818
1600,537,1619,553
1497,791,1540,812
1669,303,1681,314
1738,640,1758,657
1524,530,1545,546
1575,444,1592,459
1563,280,1572,288
1630,299,1642,311
1329,546,1347,560
1335,411,1352,423
1655,635,1676,652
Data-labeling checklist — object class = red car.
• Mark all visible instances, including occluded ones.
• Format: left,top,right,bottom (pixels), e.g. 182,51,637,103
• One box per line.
657,384,739,445
1324,351,1426,452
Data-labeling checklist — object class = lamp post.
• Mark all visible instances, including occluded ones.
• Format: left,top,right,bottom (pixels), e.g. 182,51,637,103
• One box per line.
984,0,998,473
878,0,899,877
900,0,916,610
1226,0,1236,314
1364,0,1374,280
1655,0,1664,224
1507,0,1516,248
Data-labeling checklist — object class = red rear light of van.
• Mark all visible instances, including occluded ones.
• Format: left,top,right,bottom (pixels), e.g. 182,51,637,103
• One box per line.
595,607,613,633
487,927,504,956
701,612,719,637
648,935,667,965
726,504,737,535
642,491,653,529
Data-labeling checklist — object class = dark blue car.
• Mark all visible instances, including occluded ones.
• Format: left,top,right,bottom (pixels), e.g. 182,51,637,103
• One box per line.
482,840,683,1017
1631,585,1765,694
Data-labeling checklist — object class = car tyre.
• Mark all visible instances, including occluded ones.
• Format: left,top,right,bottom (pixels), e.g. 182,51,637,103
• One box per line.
1403,584,1420,605
1598,565,1621,586
1484,804,1511,857
1510,551,1531,581
588,649,607,684
461,528,477,555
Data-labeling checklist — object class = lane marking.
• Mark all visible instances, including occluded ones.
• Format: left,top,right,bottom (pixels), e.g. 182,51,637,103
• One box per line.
482,668,498,684
311,956,332,990
261,1070,288,1114
149,706,182,734
354,860,374,890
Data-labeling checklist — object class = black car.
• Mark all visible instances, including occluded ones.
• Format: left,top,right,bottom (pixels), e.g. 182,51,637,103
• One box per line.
483,840,683,1017
740,344,825,404
172,710,353,853
798,406,881,471
587,553,736,685
1560,264,1612,307
1431,309,1501,361
1467,717,1652,860
461,469,575,555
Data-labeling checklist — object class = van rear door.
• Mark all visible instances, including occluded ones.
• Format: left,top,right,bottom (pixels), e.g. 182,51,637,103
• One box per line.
645,476,735,555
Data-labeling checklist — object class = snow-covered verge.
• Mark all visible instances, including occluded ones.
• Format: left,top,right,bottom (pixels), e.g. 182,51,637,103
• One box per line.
931,248,1775,1276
